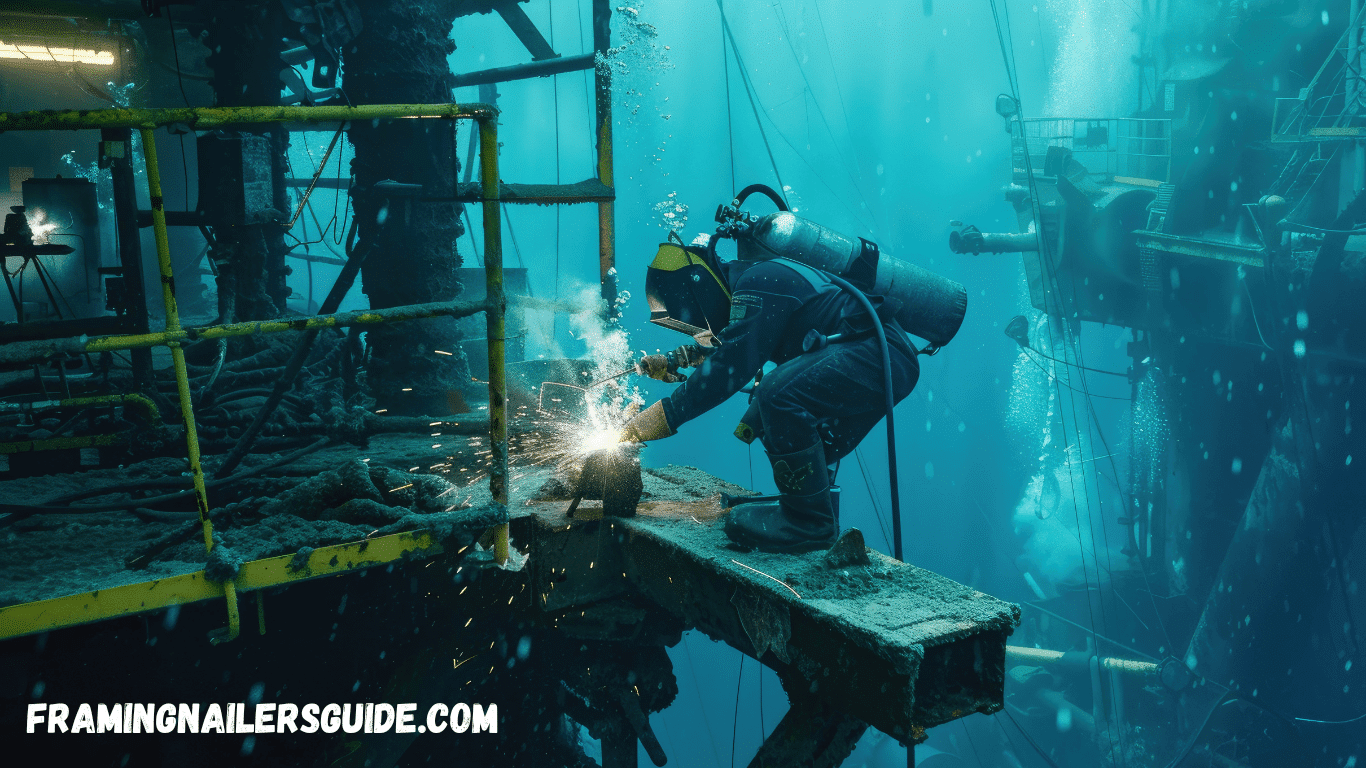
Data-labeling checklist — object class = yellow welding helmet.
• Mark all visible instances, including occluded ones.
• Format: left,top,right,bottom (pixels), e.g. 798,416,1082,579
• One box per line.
644,242,732,339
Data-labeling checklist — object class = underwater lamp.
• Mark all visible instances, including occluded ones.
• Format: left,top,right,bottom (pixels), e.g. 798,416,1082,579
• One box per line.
0,39,115,66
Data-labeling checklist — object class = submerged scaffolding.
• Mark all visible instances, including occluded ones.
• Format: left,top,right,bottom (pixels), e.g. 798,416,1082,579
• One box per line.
0,101,511,643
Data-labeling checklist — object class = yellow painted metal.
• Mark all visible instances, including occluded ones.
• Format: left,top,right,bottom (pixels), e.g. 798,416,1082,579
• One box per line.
62,393,161,427
0,103,509,640
0,531,440,641
595,30,616,300
0,299,492,367
139,127,234,643
212,581,240,645
1111,175,1162,188
86,299,492,350
0,432,121,454
0,395,159,459
480,116,510,566
0,393,161,427
0,103,493,132
236,530,441,588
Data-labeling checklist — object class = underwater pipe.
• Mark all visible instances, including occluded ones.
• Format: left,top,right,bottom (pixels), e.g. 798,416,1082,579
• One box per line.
0,393,161,427
139,126,239,645
0,298,494,367
1006,645,1158,677
948,225,1040,255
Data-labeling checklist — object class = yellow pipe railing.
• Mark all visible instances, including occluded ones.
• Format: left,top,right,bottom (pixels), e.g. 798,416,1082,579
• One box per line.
480,117,509,566
0,299,492,366
0,393,161,427
0,102,506,641
139,126,237,643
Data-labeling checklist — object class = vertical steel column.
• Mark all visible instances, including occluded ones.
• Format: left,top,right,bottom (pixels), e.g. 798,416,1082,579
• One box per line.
479,116,510,565
139,128,240,643
593,0,617,312
1348,0,1366,196
102,128,154,389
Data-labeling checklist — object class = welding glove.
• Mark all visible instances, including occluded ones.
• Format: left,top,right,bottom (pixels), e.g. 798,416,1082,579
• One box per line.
636,353,687,384
619,401,675,443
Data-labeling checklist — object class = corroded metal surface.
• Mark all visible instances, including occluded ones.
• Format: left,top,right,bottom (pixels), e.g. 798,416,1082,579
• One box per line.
518,498,1019,743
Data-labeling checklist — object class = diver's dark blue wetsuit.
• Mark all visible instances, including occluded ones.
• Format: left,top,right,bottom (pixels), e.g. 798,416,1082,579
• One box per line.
661,258,920,462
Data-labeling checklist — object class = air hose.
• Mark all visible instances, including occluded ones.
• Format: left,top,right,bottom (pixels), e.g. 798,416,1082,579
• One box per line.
717,183,904,560
702,182,789,269
824,273,903,562
733,183,789,211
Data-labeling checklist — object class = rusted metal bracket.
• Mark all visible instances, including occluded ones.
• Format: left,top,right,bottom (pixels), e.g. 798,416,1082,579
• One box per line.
748,670,868,768
493,0,559,61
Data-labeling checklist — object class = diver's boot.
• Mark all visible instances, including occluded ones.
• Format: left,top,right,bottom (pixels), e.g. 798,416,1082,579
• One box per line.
724,442,837,554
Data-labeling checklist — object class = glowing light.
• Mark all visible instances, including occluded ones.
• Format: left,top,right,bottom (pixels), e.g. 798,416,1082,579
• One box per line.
506,394,637,479
26,208,59,245
0,40,115,66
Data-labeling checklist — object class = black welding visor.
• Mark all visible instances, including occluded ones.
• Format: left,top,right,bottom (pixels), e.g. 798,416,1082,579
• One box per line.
644,243,732,340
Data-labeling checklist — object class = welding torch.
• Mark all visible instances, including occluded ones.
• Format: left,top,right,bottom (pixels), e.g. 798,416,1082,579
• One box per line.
613,345,708,443
590,345,708,389
632,344,708,384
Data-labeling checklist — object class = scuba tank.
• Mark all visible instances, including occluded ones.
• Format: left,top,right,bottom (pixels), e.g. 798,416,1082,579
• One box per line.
712,184,968,348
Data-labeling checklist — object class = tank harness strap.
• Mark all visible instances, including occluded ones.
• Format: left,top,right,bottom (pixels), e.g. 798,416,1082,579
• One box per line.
849,238,880,292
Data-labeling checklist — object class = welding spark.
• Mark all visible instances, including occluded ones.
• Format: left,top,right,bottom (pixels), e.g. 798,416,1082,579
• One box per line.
26,208,60,245
508,391,640,478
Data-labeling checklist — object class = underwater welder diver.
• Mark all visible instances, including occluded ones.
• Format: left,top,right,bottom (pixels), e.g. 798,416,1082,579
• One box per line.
620,185,968,554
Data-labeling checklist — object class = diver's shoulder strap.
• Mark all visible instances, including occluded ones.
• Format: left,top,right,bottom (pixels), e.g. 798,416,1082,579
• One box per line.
773,258,919,352
769,257,837,293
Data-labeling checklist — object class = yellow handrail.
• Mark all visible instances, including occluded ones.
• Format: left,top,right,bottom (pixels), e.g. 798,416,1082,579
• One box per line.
480,117,509,566
0,102,507,641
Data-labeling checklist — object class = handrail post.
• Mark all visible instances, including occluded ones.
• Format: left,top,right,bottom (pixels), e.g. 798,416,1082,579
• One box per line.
594,0,617,314
479,116,510,566
138,127,239,644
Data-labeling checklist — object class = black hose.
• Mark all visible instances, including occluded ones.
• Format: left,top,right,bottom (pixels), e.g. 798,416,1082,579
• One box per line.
825,273,902,562
215,237,376,479
1,437,333,522
212,388,276,404
734,183,789,212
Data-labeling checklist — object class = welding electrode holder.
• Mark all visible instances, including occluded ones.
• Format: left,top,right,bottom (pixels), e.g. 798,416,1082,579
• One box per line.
635,344,708,383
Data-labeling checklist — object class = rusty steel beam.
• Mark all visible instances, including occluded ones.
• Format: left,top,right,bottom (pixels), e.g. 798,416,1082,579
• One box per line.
594,0,616,310
516,504,1019,746
493,0,559,61
453,178,615,204
450,52,594,88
